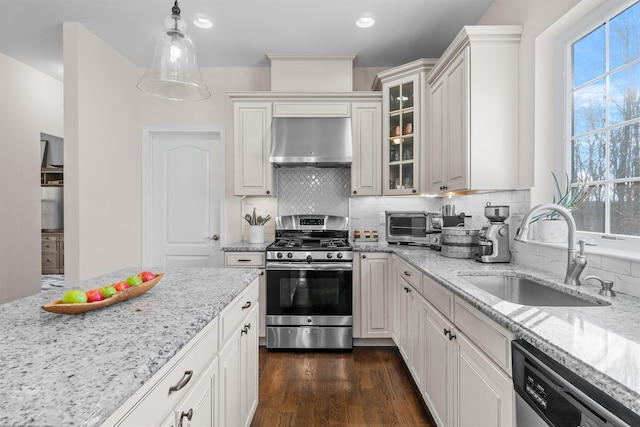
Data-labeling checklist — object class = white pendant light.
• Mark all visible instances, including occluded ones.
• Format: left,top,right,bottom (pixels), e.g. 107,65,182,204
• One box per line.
137,0,211,101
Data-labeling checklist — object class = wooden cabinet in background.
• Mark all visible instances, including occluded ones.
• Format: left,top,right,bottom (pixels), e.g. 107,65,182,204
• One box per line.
42,232,63,274
351,102,382,196
359,252,390,338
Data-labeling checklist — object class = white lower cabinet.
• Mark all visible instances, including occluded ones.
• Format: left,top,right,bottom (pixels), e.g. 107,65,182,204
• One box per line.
455,332,513,427
218,304,259,427
424,301,454,427
108,278,259,427
390,262,515,427
359,253,391,338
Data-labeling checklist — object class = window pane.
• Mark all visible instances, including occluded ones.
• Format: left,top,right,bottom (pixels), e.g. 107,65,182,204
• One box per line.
571,132,606,181
572,184,606,233
610,122,640,179
573,24,606,87
610,181,640,236
610,1,640,70
609,61,640,124
572,78,606,136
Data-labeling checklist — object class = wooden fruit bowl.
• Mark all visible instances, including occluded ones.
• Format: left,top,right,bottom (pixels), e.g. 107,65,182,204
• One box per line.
41,273,164,315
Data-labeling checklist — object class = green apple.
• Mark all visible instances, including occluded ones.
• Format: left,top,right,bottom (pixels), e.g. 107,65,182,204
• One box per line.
126,275,143,287
61,289,88,304
100,286,117,299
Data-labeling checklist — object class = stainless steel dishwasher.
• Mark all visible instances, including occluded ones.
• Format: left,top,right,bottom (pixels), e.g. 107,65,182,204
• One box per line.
512,340,640,426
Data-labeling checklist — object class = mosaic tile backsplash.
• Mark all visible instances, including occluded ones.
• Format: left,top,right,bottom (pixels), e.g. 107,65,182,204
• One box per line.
277,168,350,216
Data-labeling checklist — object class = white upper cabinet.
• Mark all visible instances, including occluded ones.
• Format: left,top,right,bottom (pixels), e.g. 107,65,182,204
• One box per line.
427,26,523,194
374,59,437,196
232,102,274,196
351,102,382,196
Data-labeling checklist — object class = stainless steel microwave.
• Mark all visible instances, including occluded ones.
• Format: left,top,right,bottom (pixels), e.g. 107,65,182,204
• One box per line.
385,211,438,245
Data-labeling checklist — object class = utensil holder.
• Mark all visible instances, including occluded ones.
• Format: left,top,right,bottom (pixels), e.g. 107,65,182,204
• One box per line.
248,225,265,244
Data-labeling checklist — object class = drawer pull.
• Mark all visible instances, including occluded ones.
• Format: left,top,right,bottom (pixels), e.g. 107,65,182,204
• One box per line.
237,259,251,262
404,271,411,276
448,332,457,341
178,408,193,427
444,329,451,337
241,301,252,310
169,370,193,393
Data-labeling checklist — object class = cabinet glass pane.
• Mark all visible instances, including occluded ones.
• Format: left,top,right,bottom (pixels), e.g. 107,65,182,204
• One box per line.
389,143,401,162
401,138,414,161
389,164,400,189
389,85,401,112
402,111,413,135
390,114,401,137
402,164,414,189
401,82,414,109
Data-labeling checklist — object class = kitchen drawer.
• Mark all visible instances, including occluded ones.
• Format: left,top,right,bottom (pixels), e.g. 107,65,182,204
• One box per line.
225,252,265,268
41,254,60,268
422,274,454,320
454,298,513,375
42,242,58,253
397,259,422,293
42,234,61,243
219,279,260,343
116,319,219,426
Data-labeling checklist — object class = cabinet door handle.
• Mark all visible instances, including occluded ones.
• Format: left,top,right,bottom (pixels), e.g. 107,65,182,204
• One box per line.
353,190,358,195
178,408,193,427
362,254,367,259
266,190,271,195
245,323,251,330
412,189,417,194
444,329,451,337
242,301,252,310
403,271,411,276
169,370,193,393
448,333,457,341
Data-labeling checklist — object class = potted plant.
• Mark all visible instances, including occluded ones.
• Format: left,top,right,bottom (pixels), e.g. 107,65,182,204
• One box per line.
243,208,272,243
532,172,592,242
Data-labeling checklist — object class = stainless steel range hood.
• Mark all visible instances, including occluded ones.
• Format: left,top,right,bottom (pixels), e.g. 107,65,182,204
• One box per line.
270,117,352,167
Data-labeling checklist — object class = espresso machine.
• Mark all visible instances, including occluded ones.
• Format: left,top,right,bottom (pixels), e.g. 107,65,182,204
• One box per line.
476,202,511,263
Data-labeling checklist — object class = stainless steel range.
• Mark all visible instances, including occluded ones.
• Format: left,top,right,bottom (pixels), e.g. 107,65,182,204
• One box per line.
265,215,353,350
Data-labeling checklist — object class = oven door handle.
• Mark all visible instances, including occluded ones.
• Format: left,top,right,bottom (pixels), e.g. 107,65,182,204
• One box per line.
266,262,353,271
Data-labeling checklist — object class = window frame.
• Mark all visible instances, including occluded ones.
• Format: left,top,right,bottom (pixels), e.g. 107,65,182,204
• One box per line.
556,0,640,254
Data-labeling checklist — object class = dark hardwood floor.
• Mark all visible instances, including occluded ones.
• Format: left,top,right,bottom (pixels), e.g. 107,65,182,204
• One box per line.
250,346,438,427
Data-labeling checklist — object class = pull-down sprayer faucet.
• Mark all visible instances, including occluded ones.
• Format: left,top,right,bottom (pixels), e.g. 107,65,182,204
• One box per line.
514,203,587,286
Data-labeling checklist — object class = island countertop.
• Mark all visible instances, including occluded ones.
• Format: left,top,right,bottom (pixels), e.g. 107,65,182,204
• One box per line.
0,266,261,427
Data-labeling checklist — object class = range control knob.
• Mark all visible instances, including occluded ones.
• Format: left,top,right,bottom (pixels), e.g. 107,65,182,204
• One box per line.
276,252,283,259
326,252,333,259
287,252,293,259
498,226,508,237
337,253,343,259
306,255,313,263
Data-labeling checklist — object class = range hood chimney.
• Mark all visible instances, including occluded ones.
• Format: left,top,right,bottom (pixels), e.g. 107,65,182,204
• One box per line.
270,117,352,167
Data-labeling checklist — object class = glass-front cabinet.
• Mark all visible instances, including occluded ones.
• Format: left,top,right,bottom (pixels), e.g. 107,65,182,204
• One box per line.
376,59,436,195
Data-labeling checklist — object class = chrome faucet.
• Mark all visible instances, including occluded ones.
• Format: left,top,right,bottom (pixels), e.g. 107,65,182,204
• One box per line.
514,203,587,286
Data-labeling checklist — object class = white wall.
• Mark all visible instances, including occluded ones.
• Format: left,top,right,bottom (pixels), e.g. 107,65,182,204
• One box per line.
0,53,63,303
476,0,581,198
63,23,141,283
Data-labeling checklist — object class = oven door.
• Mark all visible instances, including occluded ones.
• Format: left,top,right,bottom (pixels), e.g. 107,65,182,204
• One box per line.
266,263,352,326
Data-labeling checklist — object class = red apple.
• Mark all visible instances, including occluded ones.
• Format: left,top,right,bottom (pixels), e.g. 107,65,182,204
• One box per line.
138,271,155,282
86,289,105,303
113,281,130,292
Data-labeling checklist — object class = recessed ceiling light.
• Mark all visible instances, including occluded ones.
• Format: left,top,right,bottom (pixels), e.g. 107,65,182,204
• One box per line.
356,16,375,29
193,15,213,29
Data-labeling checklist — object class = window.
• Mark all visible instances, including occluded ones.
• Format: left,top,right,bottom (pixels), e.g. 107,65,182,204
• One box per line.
564,0,640,242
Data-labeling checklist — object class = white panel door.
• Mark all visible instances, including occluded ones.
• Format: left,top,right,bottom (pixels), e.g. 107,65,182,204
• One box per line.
146,130,224,268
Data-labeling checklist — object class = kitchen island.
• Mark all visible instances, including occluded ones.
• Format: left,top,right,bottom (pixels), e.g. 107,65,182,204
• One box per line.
0,266,261,426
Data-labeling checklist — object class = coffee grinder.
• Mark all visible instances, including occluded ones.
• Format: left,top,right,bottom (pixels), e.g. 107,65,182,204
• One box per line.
475,202,511,263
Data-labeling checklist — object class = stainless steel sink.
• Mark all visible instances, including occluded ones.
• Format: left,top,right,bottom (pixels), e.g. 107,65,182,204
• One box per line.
459,275,608,307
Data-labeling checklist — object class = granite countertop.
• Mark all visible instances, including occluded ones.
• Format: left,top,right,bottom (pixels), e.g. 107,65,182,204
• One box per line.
0,266,261,427
355,243,640,417
222,240,272,252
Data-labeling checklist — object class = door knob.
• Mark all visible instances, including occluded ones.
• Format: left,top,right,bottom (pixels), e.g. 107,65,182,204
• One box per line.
205,234,220,241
